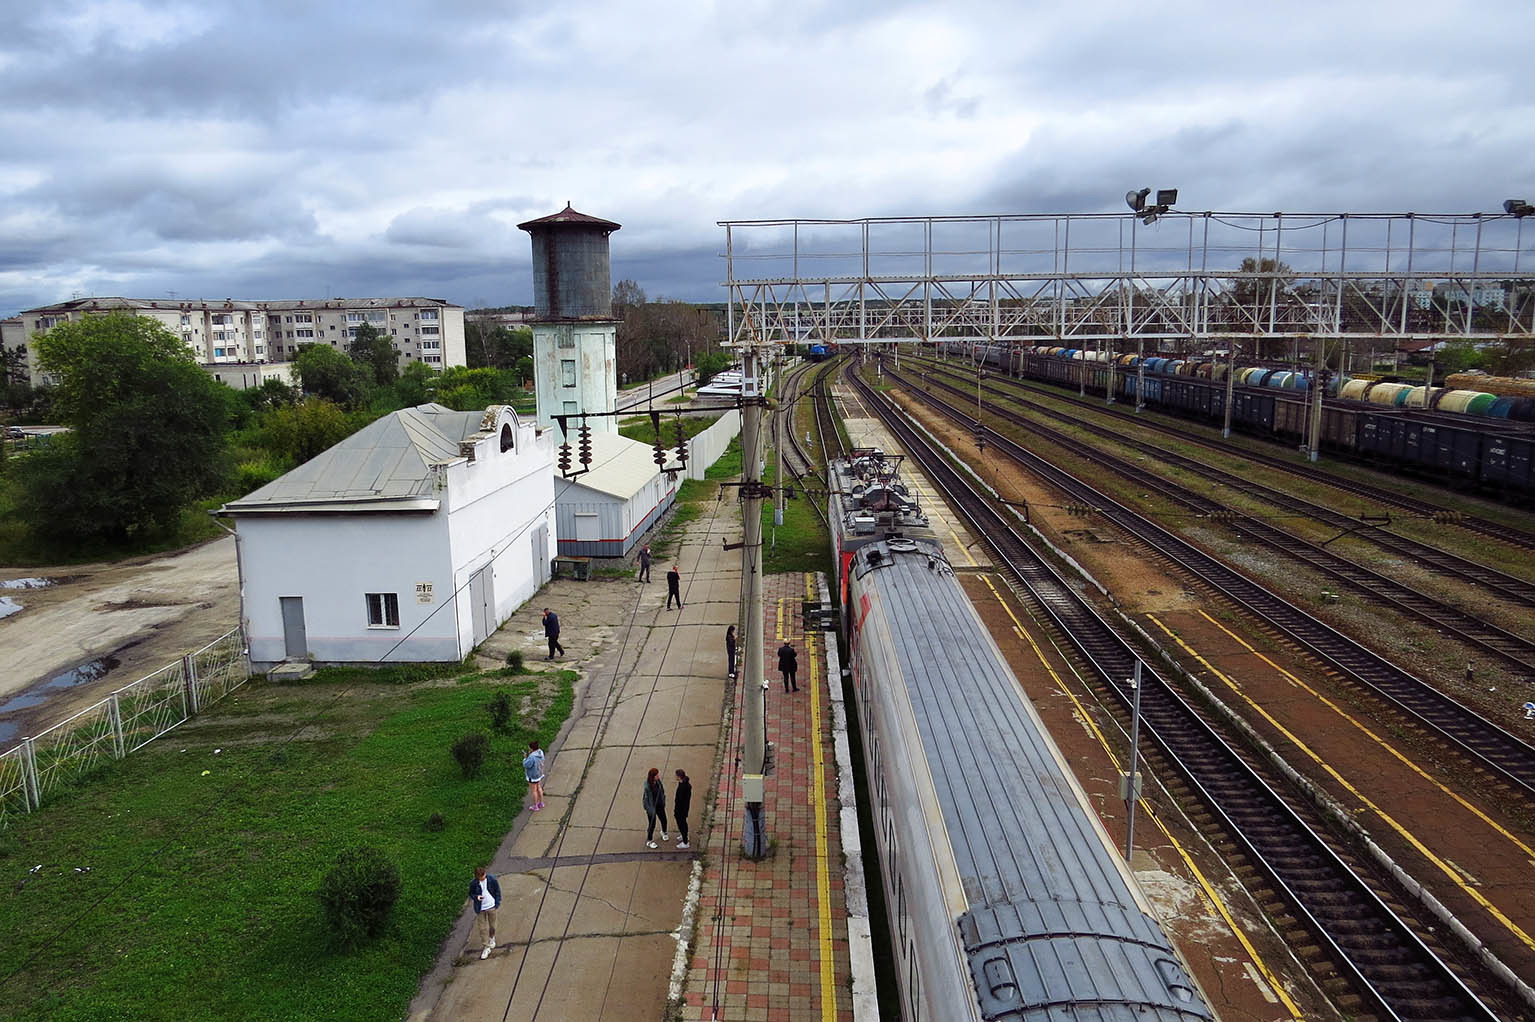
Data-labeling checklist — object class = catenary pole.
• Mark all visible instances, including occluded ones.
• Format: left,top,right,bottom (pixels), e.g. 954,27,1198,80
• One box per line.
740,345,768,857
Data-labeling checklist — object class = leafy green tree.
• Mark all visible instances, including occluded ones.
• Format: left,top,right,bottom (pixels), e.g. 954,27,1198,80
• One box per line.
464,321,532,371
295,343,372,407
241,376,300,416
693,350,732,385
260,398,356,465
388,361,438,408
348,322,398,386
18,313,229,541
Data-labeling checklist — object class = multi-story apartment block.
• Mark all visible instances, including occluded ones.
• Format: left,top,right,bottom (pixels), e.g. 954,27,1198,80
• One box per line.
1,296,466,389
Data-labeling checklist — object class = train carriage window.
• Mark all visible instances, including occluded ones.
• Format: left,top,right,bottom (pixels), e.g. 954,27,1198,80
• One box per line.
910,959,921,1021
897,876,906,951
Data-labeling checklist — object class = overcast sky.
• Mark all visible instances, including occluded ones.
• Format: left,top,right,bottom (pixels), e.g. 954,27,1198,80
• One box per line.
2,0,1531,316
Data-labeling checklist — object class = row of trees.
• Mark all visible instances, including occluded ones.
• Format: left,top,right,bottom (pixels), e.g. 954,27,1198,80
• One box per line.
612,280,723,382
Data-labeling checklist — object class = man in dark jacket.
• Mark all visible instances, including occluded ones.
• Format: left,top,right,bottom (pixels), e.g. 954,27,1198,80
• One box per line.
542,608,565,659
665,566,682,609
638,544,652,583
674,768,693,850
470,866,501,959
778,642,799,692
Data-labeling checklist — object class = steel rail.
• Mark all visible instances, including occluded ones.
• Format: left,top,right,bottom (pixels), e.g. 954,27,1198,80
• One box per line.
847,367,1502,1022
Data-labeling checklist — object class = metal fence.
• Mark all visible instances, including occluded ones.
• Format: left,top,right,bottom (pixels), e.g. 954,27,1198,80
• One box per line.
0,629,247,829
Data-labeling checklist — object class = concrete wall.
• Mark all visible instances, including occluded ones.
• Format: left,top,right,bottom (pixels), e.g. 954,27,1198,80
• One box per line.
687,410,742,480
207,362,296,391
533,321,618,435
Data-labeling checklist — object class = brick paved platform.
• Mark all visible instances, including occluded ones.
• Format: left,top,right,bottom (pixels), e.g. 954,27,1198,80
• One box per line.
682,572,855,1022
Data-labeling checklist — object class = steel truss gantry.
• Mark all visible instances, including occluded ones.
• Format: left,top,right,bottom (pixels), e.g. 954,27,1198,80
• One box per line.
720,212,1535,352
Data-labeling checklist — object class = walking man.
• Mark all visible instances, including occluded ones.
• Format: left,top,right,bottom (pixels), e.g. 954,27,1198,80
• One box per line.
725,625,738,679
665,565,682,610
523,740,546,812
778,641,799,692
541,608,565,660
643,767,669,848
638,544,653,583
469,866,500,960
674,768,693,850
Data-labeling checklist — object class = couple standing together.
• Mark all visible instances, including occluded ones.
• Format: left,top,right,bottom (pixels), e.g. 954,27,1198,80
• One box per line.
642,767,692,850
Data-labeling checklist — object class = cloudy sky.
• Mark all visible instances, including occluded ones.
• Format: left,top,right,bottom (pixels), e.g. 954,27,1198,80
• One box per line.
2,0,1531,316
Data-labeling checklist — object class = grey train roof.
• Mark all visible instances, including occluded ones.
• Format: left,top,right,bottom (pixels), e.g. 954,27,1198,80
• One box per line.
852,539,1210,1020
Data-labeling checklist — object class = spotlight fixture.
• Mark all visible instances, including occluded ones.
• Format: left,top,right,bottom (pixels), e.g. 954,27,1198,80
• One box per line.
1504,198,1534,218
1125,188,1151,213
1126,187,1178,224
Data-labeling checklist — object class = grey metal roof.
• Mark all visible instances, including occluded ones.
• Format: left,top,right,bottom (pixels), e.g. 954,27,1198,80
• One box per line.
219,403,489,514
517,204,622,233
854,539,1211,1020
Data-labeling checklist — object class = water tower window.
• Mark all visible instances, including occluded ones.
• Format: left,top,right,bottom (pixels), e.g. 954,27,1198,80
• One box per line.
558,331,576,348
561,360,577,387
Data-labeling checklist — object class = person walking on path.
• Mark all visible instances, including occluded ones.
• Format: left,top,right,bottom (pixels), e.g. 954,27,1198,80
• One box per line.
523,740,546,811
725,625,738,679
643,767,669,848
674,769,693,850
665,566,682,610
469,866,501,960
637,544,652,583
778,641,799,692
541,608,565,660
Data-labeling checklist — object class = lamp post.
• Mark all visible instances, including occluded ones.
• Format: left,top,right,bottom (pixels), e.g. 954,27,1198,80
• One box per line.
1124,188,1179,410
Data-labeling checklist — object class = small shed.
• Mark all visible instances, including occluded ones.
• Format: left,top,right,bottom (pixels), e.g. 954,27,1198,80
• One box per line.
553,431,677,557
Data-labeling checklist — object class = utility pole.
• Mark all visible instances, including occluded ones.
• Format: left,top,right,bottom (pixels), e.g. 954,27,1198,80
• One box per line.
1222,342,1238,438
773,351,784,527
740,345,768,858
1306,336,1325,462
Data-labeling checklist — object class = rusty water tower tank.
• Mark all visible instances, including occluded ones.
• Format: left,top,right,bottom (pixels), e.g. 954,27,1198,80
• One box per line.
517,204,622,321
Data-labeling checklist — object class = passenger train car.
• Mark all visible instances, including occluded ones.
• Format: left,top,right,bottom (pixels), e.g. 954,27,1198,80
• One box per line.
829,449,1212,1021
940,342,1535,500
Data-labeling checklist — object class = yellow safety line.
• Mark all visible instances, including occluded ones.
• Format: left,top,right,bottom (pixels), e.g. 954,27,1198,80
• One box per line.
978,576,1302,1018
1151,613,1535,954
1196,610,1535,861
802,576,838,1020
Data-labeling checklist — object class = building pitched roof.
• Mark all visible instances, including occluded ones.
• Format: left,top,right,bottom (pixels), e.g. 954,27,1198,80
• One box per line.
221,403,491,514
554,431,667,500
517,204,622,233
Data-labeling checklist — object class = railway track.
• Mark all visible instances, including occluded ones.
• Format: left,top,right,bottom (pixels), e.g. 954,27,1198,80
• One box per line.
913,350,1535,552
909,353,1535,607
845,365,1506,1021
901,365,1535,670
880,363,1535,800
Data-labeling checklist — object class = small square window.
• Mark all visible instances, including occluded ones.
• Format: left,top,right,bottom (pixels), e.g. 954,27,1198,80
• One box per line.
366,592,399,628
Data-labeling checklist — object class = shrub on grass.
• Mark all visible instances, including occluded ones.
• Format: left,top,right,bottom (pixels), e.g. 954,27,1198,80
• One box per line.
486,690,513,734
318,845,402,950
504,649,524,673
425,812,445,832
451,732,490,778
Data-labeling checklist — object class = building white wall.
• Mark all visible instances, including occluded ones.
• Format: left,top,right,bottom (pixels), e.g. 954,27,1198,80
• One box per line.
686,410,742,480
533,321,617,436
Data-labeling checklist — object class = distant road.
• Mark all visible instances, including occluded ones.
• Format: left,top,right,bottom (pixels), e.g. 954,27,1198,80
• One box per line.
616,369,693,411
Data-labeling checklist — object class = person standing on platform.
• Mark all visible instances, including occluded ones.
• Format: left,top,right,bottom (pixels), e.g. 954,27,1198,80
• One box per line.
638,544,652,583
674,769,693,849
523,740,546,812
541,608,565,660
469,866,500,960
643,767,669,848
725,625,738,679
778,641,799,692
665,566,682,610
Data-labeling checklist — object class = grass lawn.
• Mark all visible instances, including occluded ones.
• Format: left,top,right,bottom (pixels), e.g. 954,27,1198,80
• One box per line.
617,412,720,445
0,664,574,1021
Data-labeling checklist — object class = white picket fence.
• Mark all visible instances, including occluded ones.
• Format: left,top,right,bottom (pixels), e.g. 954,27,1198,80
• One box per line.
0,629,248,828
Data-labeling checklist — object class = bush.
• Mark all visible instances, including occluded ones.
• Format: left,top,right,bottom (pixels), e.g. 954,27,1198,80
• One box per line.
504,649,524,674
317,845,402,950
425,812,445,832
486,690,513,734
451,732,490,778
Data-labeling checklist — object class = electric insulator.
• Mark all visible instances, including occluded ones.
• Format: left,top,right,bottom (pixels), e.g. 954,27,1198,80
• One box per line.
673,418,687,465
653,440,667,468
578,420,593,467
558,443,572,474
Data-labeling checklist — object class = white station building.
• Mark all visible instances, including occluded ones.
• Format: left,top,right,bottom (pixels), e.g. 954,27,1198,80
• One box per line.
221,404,555,667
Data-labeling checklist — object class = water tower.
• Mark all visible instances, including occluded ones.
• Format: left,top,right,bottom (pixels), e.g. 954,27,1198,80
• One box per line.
517,204,622,435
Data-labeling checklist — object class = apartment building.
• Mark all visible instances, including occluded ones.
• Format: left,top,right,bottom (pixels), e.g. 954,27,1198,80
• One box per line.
1,296,466,388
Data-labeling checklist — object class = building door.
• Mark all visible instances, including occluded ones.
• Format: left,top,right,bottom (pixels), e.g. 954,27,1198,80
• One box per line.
468,566,494,646
532,524,550,585
279,597,307,660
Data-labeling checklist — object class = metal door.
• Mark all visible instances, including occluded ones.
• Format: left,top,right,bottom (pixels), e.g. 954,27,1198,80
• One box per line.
279,597,307,660
532,524,550,585
468,567,493,646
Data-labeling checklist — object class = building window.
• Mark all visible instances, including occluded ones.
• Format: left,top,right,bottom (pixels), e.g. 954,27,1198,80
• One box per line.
420,309,438,321
561,359,576,387
558,331,575,348
346,312,363,323
296,328,314,338
421,340,440,350
294,313,313,323
181,314,191,325
214,347,226,357
424,354,442,363
366,592,399,628
368,311,386,322
420,325,439,335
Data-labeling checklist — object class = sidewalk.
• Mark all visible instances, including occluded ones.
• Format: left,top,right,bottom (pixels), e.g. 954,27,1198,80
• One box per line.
681,572,856,1021
411,490,740,1020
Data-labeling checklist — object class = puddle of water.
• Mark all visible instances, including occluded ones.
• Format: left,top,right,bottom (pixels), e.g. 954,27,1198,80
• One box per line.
0,597,22,620
0,656,123,745
0,578,53,590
